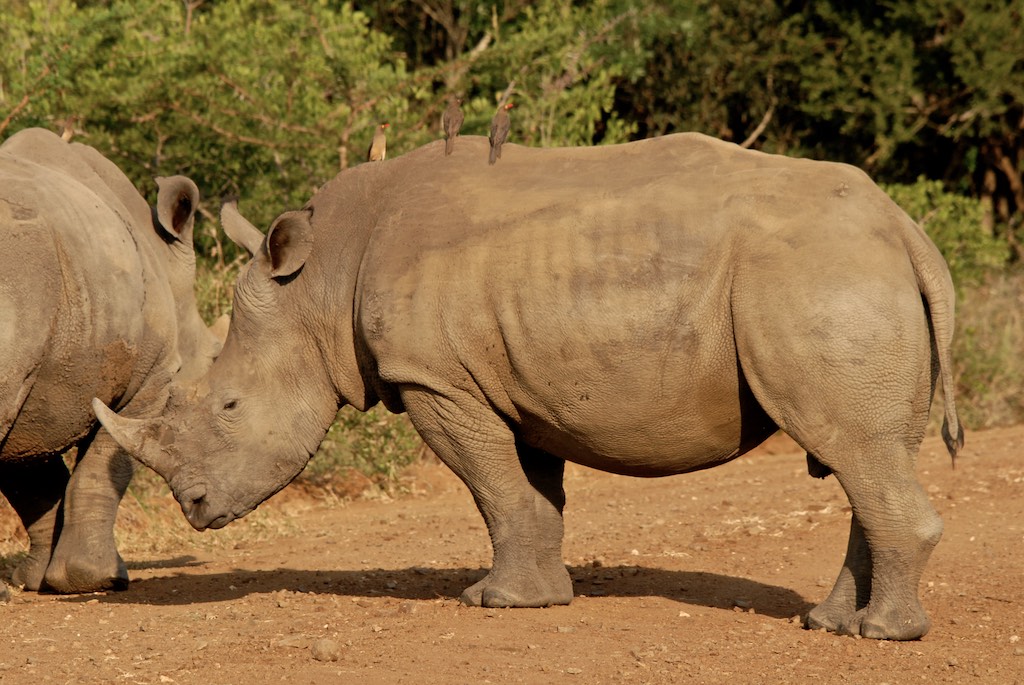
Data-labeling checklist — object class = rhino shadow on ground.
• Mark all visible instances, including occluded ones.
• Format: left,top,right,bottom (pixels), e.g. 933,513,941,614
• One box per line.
56,564,813,620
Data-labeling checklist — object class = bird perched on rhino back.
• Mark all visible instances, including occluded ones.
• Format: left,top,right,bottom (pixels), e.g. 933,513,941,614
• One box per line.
368,122,389,162
488,102,514,165
442,96,464,156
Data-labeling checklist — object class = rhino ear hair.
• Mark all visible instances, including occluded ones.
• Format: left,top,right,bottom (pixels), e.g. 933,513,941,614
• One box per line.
220,199,266,257
155,176,200,243
264,209,313,279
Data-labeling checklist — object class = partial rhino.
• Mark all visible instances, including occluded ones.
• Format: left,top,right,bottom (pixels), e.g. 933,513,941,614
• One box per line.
96,134,962,640
0,127,221,592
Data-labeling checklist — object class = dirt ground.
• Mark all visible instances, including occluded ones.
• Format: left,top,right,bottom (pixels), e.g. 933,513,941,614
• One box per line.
1,425,1021,685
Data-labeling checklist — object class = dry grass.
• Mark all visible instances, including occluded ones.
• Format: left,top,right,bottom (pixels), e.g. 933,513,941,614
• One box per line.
953,270,1024,429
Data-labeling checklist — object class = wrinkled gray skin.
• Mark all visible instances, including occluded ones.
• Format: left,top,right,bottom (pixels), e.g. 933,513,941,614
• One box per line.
0,128,220,593
97,134,962,639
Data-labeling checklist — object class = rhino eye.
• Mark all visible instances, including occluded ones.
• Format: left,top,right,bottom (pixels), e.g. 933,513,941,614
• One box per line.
223,400,238,411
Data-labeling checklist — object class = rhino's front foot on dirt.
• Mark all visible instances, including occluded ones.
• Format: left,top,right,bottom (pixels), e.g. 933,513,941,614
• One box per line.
41,542,129,593
460,565,574,608
806,600,930,641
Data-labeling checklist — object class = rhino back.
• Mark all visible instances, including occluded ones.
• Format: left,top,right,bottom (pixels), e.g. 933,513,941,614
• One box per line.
0,138,148,459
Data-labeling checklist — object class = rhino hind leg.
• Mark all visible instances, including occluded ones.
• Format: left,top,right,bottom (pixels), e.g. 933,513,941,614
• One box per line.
805,515,871,632
42,431,131,593
0,455,69,591
402,387,573,608
734,299,940,638
809,449,940,640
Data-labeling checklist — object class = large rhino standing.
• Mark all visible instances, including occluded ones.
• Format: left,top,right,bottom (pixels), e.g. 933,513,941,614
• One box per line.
96,134,962,640
0,128,221,592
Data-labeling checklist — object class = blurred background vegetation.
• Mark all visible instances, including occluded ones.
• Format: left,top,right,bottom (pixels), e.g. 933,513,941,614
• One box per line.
2,0,1023,492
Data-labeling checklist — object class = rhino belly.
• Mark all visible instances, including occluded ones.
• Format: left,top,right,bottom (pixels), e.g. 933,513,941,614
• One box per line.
509,361,778,477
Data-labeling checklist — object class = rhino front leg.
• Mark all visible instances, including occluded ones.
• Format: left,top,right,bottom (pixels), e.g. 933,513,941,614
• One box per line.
402,387,573,608
42,430,132,593
0,455,69,590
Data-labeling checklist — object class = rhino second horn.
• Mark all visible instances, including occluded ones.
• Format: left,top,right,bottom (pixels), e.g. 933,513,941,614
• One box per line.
91,398,178,479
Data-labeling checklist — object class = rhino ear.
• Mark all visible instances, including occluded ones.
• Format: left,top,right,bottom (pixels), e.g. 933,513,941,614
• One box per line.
220,199,265,257
155,175,200,244
264,209,313,279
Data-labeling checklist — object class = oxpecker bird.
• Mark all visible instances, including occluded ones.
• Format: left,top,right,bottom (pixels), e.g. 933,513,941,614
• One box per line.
60,116,77,141
488,102,514,165
442,96,464,156
368,123,389,162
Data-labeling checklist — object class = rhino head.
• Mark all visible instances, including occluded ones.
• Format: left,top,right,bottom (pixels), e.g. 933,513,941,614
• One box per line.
94,204,345,529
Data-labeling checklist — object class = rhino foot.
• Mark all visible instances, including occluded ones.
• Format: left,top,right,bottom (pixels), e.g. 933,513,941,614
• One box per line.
806,602,929,641
460,566,573,608
41,550,129,594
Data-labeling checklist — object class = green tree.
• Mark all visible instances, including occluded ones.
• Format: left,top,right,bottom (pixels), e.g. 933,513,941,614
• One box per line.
614,0,1023,240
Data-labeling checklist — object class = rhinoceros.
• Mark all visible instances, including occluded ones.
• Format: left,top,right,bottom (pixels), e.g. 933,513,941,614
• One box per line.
0,127,221,592
96,133,962,640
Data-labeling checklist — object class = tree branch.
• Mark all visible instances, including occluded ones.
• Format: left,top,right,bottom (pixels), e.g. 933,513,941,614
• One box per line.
0,65,51,136
0,94,30,137
740,105,774,149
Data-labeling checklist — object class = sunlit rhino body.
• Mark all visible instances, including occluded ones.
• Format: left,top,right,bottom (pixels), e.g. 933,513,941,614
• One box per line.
0,128,220,592
97,134,961,639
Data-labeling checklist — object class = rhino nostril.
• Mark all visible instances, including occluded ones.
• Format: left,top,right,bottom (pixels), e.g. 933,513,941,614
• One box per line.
179,485,207,511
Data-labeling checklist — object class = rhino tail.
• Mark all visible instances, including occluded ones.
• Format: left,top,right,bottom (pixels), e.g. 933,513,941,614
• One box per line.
903,218,964,465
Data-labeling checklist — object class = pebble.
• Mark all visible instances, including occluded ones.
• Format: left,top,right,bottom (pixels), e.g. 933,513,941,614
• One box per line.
275,635,308,649
311,638,341,662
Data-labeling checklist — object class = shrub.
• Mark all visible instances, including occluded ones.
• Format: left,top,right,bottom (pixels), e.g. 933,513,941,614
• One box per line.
883,178,1010,289
302,406,425,491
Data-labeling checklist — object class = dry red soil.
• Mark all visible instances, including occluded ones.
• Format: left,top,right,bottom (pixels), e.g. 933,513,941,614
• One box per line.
1,426,1022,684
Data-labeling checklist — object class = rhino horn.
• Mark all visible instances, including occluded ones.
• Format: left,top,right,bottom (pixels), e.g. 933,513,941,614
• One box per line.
91,398,179,480
220,199,266,256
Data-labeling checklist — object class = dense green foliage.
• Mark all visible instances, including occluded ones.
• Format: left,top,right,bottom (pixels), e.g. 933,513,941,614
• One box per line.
3,1,1023,483
3,1,1021,233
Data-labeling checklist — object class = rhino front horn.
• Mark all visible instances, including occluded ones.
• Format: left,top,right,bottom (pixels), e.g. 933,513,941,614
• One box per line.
91,398,178,480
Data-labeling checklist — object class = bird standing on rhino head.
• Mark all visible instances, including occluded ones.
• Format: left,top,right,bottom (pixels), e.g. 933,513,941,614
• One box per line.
368,122,389,162
489,102,513,165
442,96,464,156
